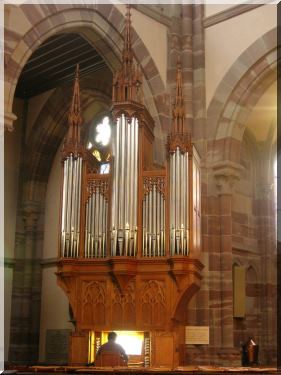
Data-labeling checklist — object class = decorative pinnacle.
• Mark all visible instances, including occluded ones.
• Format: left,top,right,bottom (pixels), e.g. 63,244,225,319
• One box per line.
172,57,185,134
69,64,81,120
66,64,82,147
112,5,142,103
124,5,132,57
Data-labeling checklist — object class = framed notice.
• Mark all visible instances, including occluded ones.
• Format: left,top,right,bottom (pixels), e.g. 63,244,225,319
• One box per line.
185,326,209,345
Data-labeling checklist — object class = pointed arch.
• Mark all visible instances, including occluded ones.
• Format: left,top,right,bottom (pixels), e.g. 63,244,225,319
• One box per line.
207,28,278,165
5,4,165,134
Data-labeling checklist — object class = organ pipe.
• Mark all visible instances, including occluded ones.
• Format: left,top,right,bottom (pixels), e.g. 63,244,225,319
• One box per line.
60,45,201,263
84,180,108,258
169,148,189,256
142,178,165,257
61,154,82,258
110,115,139,256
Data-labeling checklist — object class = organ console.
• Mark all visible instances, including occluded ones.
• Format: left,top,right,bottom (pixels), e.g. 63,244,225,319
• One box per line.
56,6,203,367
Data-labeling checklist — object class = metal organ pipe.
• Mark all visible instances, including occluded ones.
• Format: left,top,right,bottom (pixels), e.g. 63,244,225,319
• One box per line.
142,178,165,257
169,148,189,256
84,182,108,258
61,157,68,257
61,154,82,258
110,115,139,256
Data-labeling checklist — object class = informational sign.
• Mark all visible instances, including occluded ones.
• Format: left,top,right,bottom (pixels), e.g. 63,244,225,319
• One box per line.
185,326,209,345
46,329,71,364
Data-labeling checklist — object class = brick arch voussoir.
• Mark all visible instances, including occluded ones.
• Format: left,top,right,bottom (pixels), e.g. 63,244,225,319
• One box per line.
6,4,164,131
207,28,277,134
207,29,278,165
216,59,277,164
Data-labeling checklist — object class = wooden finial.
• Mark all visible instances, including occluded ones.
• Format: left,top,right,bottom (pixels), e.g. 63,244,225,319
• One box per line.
112,4,143,103
173,58,184,134
125,5,132,53
69,64,81,120
167,58,191,154
65,64,83,150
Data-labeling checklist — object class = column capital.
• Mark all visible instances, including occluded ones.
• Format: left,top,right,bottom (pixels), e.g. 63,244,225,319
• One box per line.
213,161,244,195
22,202,41,232
5,112,17,132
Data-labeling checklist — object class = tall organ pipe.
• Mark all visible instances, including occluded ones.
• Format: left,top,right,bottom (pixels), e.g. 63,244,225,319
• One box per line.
61,154,82,258
110,115,139,256
84,184,108,258
169,148,189,255
61,157,68,256
142,179,165,257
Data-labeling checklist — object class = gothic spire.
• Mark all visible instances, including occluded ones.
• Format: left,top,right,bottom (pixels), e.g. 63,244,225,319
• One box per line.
123,5,133,65
172,58,185,134
65,64,83,150
167,58,191,154
112,5,142,103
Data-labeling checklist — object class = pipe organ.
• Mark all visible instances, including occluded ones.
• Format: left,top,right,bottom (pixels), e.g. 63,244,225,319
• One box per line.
57,6,203,369
85,177,108,258
61,154,83,258
111,115,139,257
142,175,166,257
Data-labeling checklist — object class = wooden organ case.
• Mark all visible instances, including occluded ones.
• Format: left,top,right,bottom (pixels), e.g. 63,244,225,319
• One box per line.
57,7,203,368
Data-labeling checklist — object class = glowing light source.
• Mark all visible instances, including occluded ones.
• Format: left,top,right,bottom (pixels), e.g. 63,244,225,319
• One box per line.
116,331,143,355
100,163,110,174
101,331,144,355
95,116,111,146
87,141,93,150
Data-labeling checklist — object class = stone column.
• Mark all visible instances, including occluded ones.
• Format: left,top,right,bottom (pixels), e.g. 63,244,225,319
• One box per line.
212,162,243,363
9,202,42,363
256,183,277,364
181,4,193,133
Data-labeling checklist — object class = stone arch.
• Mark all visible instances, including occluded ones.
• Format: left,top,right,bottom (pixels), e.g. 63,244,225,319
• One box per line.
207,28,278,165
5,4,165,133
233,259,242,267
246,264,258,283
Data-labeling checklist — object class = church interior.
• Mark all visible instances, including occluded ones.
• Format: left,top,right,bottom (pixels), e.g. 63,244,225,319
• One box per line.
4,3,278,373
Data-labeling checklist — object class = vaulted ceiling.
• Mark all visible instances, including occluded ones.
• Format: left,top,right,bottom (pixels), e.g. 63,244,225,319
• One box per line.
15,33,107,99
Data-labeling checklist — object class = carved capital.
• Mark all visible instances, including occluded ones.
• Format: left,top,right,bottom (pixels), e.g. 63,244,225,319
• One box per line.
213,161,244,195
22,211,39,232
22,203,40,231
5,112,17,132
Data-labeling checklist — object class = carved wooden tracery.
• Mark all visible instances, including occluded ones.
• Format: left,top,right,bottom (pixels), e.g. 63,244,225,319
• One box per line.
112,281,136,327
143,176,165,198
141,280,166,327
82,281,106,326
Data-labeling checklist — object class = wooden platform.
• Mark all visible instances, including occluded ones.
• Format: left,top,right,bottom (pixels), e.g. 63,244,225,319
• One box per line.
3,365,278,375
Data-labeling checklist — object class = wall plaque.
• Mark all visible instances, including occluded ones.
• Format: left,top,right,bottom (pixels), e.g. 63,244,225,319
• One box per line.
185,326,209,345
46,329,71,364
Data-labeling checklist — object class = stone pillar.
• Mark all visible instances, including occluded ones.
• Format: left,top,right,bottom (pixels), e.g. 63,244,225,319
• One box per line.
212,162,243,363
256,183,277,364
181,4,193,133
9,202,42,364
